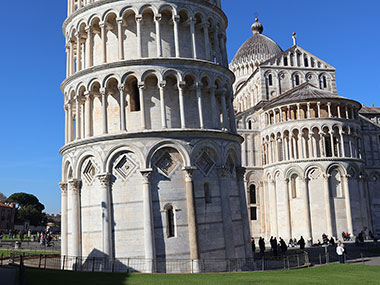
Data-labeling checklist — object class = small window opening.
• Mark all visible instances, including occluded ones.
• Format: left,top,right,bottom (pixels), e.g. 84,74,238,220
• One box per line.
295,74,300,86
268,74,273,86
322,76,327,89
204,183,212,204
129,78,141,112
284,57,288,66
250,207,257,221
304,56,309,67
249,185,256,204
166,205,175,238
248,120,252,130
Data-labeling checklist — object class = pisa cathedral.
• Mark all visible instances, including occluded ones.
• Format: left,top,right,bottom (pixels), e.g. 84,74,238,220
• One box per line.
59,0,380,273
234,19,380,242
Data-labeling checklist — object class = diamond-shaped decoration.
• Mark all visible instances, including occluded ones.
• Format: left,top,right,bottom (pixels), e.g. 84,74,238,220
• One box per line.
155,152,177,177
114,154,138,181
83,160,97,184
195,151,215,177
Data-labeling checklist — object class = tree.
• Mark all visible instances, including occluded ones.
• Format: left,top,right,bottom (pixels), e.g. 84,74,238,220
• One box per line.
0,192,6,202
6,193,46,226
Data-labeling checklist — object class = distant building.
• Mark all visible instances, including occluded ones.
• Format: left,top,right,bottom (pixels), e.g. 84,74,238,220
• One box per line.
0,202,16,231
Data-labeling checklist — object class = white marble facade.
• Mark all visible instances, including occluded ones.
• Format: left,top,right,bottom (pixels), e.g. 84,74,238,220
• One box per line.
60,0,252,273
234,19,380,242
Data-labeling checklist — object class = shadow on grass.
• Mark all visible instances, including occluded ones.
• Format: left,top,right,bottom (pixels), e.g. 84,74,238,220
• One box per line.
26,269,130,285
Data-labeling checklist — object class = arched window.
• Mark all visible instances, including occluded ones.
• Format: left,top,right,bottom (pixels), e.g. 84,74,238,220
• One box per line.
127,77,141,112
284,57,288,66
249,184,256,204
304,55,309,67
166,205,175,238
268,74,273,86
248,120,252,130
295,74,300,86
291,174,298,198
204,183,212,204
322,76,327,89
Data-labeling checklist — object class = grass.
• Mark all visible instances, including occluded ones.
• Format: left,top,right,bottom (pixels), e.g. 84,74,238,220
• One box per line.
0,249,60,258
25,264,380,285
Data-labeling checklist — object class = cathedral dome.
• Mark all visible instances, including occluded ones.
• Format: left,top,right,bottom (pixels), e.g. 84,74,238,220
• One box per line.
231,18,283,66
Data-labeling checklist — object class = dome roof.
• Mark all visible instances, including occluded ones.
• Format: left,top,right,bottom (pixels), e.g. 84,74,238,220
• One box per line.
231,18,283,66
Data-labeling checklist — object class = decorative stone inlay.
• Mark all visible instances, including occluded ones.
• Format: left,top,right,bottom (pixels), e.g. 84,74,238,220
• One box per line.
155,151,178,177
82,159,97,184
195,151,215,177
308,168,321,181
113,154,138,181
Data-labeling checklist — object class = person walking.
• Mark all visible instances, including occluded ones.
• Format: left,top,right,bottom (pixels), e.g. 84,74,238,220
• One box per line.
251,237,256,255
336,241,345,264
259,237,265,255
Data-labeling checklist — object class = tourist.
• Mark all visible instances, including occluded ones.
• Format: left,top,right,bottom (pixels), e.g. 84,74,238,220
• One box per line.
298,236,306,250
280,238,287,254
259,237,265,254
336,241,345,263
273,237,278,256
251,237,256,255
329,237,335,246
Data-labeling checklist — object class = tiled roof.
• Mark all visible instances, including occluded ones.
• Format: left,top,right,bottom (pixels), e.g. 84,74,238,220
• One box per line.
264,83,358,109
359,106,380,114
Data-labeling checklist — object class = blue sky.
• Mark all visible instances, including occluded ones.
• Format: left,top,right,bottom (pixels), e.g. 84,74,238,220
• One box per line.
0,0,378,213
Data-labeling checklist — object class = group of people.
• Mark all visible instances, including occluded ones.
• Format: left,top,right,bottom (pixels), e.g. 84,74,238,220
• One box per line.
342,232,352,241
251,236,307,256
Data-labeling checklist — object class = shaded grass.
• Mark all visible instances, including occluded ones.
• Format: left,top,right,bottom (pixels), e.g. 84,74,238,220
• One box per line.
25,264,380,285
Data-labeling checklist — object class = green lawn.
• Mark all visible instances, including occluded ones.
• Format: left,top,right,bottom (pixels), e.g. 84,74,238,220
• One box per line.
25,264,380,285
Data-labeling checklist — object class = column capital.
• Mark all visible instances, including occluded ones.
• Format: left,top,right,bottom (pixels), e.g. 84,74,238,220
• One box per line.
140,169,153,183
195,82,203,90
135,15,143,22
182,167,197,182
138,82,145,89
68,179,81,194
173,14,180,22
118,84,125,92
284,178,290,183
236,167,246,179
154,14,162,22
158,80,166,89
59,182,68,195
100,88,106,95
116,18,124,25
217,166,230,178
178,81,186,89
97,173,111,187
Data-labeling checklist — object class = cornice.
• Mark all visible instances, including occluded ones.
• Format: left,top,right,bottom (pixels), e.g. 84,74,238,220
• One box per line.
59,129,243,154
61,58,234,92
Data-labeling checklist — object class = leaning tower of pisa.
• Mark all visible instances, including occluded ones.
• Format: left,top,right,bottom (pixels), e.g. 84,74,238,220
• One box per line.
59,0,252,273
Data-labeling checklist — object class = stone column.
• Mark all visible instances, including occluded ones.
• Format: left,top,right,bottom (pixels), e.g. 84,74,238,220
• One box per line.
159,81,167,129
203,23,211,60
220,92,229,131
217,167,236,259
307,103,311,119
136,15,142,58
227,94,237,133
118,84,127,131
178,81,186,128
319,132,325,157
59,182,68,258
343,175,354,235
76,33,82,71
75,96,82,140
284,136,289,161
302,178,312,240
155,14,162,57
138,83,146,129
183,167,200,273
283,179,292,240
241,134,247,166
97,174,113,258
64,105,68,144
297,103,300,119
323,174,333,237
117,18,124,60
69,40,74,75
100,88,108,134
67,102,73,142
65,45,70,77
327,102,332,118
218,33,227,67
340,131,345,157
210,86,218,128
196,83,204,129
172,15,180,58
189,18,197,59
100,22,107,63
317,102,321,118
308,134,313,158
357,176,367,230
140,169,155,273
69,179,81,258
330,132,335,157
86,27,93,68
84,92,93,138
269,179,279,237
236,167,254,258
